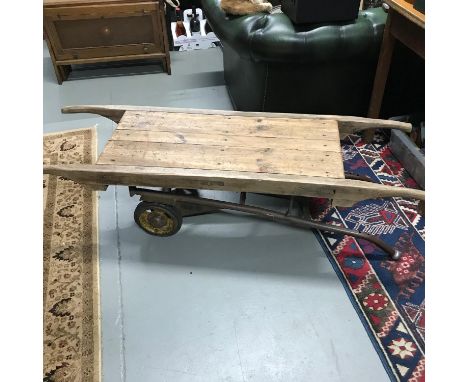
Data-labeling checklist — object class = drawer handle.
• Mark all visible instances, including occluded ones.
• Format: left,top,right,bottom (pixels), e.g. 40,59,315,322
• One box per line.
143,46,149,53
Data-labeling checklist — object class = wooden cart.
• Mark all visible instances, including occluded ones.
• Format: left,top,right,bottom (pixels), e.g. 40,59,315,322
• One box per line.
43,105,425,260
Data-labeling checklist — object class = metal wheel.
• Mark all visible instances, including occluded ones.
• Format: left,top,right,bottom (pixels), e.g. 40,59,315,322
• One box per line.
391,250,402,261
134,202,182,237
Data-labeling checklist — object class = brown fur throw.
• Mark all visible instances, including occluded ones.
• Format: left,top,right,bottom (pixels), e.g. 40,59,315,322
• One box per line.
220,0,273,15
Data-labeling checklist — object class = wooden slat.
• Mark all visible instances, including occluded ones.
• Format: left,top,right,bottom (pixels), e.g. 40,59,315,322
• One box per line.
61,105,413,135
43,164,425,207
111,129,342,153
117,111,340,141
97,140,345,178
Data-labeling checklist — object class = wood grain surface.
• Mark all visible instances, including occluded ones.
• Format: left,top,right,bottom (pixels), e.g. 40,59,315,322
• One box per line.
387,0,425,29
43,163,426,207
97,111,345,178
61,105,413,136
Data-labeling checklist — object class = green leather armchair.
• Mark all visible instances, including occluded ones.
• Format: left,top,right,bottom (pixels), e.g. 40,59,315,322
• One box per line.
201,0,424,118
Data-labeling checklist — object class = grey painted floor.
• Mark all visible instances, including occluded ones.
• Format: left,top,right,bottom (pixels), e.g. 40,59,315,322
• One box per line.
43,42,388,382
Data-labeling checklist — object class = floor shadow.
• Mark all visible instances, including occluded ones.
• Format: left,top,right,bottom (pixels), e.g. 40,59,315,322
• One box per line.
43,57,226,87
68,59,166,81
112,211,336,282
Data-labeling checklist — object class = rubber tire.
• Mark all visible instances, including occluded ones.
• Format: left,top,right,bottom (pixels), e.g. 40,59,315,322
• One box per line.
134,202,182,237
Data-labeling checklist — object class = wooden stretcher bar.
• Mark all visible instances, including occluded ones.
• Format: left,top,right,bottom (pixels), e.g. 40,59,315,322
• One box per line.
61,104,413,139
44,163,424,207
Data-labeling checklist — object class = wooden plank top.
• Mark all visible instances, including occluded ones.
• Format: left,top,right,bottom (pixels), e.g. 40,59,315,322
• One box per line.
97,110,345,179
387,0,425,29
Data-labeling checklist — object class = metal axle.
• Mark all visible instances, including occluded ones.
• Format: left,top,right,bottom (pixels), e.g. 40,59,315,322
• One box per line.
129,187,401,260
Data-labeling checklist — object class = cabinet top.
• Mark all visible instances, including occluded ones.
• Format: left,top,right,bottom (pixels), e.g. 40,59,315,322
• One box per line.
387,0,425,28
44,0,157,7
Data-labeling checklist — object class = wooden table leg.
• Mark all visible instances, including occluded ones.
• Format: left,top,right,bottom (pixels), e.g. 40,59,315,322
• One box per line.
58,64,71,82
159,2,171,75
165,54,172,75
52,62,64,84
45,34,64,84
161,55,171,75
366,10,396,143
45,31,72,84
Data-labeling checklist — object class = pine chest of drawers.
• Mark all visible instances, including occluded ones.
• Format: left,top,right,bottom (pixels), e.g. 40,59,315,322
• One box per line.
44,0,171,83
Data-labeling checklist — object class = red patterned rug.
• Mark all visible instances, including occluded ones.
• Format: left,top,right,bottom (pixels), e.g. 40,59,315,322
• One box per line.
310,131,425,382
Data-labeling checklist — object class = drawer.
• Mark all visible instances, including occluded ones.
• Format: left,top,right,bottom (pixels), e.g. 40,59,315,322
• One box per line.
44,2,164,61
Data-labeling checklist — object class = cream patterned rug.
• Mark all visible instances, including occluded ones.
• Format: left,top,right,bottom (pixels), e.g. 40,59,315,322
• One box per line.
43,127,100,382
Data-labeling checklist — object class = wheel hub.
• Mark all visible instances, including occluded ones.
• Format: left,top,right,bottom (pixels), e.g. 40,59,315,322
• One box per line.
148,211,168,228
139,208,174,235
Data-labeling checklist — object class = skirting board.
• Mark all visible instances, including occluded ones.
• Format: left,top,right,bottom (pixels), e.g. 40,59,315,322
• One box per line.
389,129,425,189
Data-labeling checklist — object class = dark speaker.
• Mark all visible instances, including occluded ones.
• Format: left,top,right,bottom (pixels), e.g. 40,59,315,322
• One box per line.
282,0,361,24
